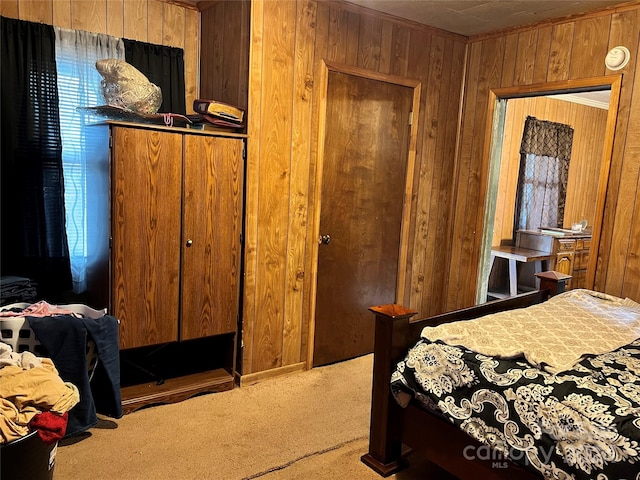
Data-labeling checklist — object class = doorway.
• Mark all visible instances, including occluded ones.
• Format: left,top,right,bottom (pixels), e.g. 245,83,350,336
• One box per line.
311,64,419,367
476,77,622,303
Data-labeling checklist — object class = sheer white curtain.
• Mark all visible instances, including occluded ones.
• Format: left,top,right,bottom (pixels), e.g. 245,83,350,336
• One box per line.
55,28,124,293
515,152,562,231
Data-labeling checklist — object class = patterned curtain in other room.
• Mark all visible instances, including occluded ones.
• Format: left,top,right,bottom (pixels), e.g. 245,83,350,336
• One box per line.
514,116,574,234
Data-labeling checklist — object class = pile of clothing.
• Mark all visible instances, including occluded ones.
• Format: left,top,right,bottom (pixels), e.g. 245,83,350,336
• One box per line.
0,344,79,445
0,301,122,438
0,276,37,306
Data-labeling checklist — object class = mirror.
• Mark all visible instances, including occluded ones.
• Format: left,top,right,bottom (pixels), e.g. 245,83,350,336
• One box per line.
476,76,622,303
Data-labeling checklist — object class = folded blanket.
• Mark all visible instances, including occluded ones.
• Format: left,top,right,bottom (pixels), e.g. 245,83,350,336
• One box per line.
421,289,640,373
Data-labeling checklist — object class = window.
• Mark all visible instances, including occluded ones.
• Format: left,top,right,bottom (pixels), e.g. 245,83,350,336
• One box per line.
55,28,124,293
514,116,574,233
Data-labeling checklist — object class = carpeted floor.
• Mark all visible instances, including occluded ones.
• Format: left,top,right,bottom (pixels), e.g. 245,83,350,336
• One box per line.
53,354,455,480
256,436,456,480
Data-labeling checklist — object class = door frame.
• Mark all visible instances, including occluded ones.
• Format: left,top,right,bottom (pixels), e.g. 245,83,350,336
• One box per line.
475,75,623,303
305,60,421,367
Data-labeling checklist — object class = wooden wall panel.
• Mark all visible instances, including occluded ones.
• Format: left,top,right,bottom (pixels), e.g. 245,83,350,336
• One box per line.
565,104,608,224
3,0,200,114
163,2,185,48
106,0,124,38
449,4,640,311
599,8,640,297
327,5,347,64
357,14,382,71
184,7,199,112
0,1,19,18
437,39,466,306
570,17,610,79
283,0,316,366
71,0,106,32
241,0,265,376
470,37,504,242
532,26,552,84
389,22,410,77
199,0,250,110
123,0,147,40
301,0,330,366
345,10,360,65
606,56,640,295
514,30,537,85
147,0,164,45
405,27,432,312
547,23,574,82
19,0,52,24
251,0,297,372
243,0,467,375
500,33,517,86
446,40,482,308
492,97,608,248
199,2,224,103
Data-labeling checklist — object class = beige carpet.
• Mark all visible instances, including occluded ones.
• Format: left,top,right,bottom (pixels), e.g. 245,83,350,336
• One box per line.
54,354,455,480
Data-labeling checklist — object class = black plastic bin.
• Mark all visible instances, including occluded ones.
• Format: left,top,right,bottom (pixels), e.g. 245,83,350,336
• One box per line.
0,431,56,480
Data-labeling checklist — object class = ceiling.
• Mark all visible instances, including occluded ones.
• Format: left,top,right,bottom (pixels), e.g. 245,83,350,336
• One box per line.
343,0,625,36
549,90,611,109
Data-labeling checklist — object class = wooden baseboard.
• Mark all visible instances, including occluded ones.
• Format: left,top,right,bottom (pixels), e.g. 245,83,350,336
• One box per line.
121,368,234,414
237,362,306,386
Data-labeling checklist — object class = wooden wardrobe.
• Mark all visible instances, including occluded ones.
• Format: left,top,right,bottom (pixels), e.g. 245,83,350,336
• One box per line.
108,121,245,412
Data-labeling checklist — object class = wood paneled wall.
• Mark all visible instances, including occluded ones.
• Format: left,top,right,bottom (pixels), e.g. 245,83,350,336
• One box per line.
448,4,640,310
199,0,250,111
242,0,467,375
492,96,608,247
14,0,639,379
0,0,200,113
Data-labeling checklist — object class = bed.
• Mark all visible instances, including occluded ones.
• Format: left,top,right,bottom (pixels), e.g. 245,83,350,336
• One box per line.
361,274,640,479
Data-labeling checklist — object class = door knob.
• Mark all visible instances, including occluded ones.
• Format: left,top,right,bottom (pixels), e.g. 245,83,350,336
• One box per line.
318,234,331,245
186,239,193,247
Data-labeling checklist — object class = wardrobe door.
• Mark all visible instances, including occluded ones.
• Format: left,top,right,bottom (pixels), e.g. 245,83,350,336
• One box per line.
181,135,244,340
111,126,182,349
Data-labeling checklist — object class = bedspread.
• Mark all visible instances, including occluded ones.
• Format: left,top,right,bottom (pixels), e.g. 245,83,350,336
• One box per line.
391,338,640,479
421,289,640,374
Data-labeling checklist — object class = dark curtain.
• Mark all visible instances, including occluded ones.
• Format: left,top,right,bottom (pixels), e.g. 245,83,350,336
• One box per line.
514,116,574,233
123,39,186,115
1,16,72,299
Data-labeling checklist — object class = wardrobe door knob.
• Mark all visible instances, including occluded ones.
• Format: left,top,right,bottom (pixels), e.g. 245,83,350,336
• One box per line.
186,239,193,247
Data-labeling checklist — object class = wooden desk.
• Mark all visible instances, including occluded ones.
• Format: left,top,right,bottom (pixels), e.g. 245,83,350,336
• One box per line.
488,246,553,298
516,230,591,289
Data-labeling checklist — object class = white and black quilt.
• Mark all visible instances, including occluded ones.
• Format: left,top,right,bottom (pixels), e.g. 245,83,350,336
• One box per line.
391,336,640,479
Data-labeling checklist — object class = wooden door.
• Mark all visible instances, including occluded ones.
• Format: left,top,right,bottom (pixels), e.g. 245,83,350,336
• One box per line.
313,72,413,366
181,135,244,340
111,126,182,349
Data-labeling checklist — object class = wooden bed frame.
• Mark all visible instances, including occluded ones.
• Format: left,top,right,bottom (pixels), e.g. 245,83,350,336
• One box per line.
361,273,569,479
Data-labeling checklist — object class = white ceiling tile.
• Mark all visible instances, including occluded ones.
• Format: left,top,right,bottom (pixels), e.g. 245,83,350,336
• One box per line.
343,0,625,36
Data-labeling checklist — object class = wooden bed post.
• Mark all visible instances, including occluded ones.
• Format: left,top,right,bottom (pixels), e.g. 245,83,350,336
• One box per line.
535,271,571,296
361,303,417,476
